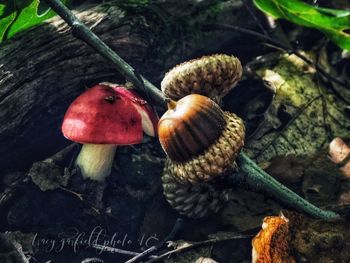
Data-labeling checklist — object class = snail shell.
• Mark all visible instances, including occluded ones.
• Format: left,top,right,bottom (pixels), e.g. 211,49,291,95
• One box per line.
161,54,242,103
162,169,231,218
158,94,245,183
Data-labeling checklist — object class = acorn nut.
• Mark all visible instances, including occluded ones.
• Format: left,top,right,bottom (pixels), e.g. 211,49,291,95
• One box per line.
161,54,242,103
158,94,245,183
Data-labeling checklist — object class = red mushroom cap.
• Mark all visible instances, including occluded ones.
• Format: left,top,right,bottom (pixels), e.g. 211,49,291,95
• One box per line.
62,84,157,145
105,83,159,136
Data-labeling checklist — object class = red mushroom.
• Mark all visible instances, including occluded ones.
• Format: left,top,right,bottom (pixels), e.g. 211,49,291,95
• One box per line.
61,83,158,181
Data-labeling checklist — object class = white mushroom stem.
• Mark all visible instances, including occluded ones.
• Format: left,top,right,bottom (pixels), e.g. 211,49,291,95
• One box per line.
76,144,117,181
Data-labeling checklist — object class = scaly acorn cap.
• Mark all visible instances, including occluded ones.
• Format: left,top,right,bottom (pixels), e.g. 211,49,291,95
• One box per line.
158,94,245,183
162,169,231,218
161,54,242,103
158,96,245,184
166,111,244,183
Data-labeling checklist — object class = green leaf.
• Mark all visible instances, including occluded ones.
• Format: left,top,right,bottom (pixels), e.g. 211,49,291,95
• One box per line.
253,0,350,51
0,0,67,42
316,7,350,18
0,2,16,41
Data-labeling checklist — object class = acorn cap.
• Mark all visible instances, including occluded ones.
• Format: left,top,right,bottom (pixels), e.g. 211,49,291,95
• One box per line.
166,111,245,183
161,54,242,103
162,168,231,218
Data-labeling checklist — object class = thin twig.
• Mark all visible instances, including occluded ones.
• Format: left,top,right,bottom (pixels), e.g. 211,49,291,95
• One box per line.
125,219,182,263
145,234,253,263
44,0,167,106
203,23,285,49
91,244,141,257
250,95,322,160
242,0,269,36
81,258,104,263
59,186,84,201
125,218,183,263
203,23,350,105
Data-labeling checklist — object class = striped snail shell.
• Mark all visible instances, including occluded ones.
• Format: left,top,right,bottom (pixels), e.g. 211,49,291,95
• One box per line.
161,54,242,103
158,94,245,183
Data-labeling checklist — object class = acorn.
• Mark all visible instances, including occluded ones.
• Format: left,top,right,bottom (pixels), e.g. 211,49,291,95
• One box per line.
162,168,231,218
161,54,242,104
158,94,245,183
158,57,339,221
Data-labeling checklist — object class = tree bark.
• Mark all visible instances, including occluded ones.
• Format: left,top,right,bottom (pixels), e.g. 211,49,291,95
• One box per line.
0,0,255,172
